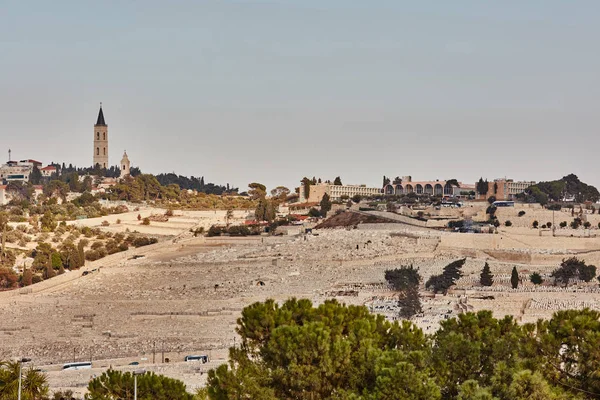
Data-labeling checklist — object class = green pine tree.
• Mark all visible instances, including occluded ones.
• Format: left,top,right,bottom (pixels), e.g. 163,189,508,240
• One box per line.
480,263,494,286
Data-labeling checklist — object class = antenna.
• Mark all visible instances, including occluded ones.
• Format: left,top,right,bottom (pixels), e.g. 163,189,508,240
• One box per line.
100,102,102,108
8,149,11,162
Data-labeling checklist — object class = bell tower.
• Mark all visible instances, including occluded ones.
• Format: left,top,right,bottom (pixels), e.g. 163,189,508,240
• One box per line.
93,103,109,169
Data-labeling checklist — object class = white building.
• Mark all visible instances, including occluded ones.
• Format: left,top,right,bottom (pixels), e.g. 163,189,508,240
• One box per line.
299,182,382,203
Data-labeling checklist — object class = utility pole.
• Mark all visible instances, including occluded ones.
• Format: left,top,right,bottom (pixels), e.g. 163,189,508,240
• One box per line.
73,347,76,363
153,341,156,364
161,342,165,363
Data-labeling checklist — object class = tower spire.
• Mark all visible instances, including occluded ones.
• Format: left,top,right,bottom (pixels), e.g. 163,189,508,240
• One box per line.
96,103,106,126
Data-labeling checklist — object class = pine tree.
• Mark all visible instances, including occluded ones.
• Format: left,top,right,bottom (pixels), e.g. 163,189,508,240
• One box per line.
333,176,343,186
511,267,519,289
480,263,494,286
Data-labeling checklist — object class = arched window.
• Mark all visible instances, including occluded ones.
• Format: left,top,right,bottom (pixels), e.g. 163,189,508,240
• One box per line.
97,132,100,140
96,147,100,155
103,147,106,155
103,132,106,140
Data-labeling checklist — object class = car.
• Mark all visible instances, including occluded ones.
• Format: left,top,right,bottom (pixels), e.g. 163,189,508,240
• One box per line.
128,361,139,366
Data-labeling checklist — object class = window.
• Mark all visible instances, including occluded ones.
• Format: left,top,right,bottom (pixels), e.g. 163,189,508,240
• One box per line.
103,147,106,155
96,147,100,155
97,132,100,140
103,132,106,140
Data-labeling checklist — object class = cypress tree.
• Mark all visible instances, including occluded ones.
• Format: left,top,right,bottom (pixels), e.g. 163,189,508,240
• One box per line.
480,263,494,286
511,267,519,289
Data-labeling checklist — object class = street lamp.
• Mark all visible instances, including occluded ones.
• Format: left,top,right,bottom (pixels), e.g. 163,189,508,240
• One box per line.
133,369,146,400
18,357,31,400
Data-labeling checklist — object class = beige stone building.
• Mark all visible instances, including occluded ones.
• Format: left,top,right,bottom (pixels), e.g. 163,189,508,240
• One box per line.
477,179,536,201
299,182,382,203
120,151,131,179
93,104,109,169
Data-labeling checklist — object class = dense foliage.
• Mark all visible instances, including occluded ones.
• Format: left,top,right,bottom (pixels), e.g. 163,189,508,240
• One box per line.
519,174,600,204
207,299,600,399
85,370,194,400
154,173,235,195
0,360,49,399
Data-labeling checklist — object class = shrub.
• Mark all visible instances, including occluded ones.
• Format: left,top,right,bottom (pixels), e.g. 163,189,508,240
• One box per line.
541,224,547,229
207,225,223,237
504,220,512,227
165,209,174,217
530,272,543,285
584,221,592,229
132,236,158,247
518,210,526,217
116,219,121,224
308,208,321,218
141,217,150,226
227,225,251,236
532,220,539,228
546,222,552,228
560,221,568,228
101,220,110,227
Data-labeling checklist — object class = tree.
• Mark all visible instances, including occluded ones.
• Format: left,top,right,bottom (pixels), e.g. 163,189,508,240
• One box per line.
0,360,49,399
530,272,543,285
225,209,234,228
382,175,391,187
480,263,493,286
301,177,312,201
0,212,8,257
22,267,33,286
426,259,465,294
446,179,460,188
504,220,512,227
269,186,290,203
476,178,489,196
518,211,526,217
487,196,496,204
248,183,267,200
551,257,596,286
319,193,332,217
511,267,519,289
85,369,194,400
351,194,362,203
333,176,342,186
385,266,422,318
307,208,321,218
207,298,430,400
30,165,42,185
532,220,539,229
40,211,57,232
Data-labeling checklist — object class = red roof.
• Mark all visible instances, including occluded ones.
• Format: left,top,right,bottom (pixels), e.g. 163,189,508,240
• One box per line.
40,166,56,171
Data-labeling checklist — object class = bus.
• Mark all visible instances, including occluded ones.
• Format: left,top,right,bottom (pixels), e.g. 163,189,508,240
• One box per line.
493,201,515,207
62,362,92,371
184,355,209,363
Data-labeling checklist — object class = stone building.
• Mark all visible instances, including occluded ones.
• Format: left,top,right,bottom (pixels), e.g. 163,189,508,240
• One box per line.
383,177,462,197
477,179,536,201
299,182,382,203
120,151,131,179
93,104,109,169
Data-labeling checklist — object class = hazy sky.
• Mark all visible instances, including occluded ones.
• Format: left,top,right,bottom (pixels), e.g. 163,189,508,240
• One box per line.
1,1,599,192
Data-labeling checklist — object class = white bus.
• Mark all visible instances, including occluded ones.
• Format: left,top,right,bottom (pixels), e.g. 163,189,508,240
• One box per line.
62,362,92,370
184,355,209,363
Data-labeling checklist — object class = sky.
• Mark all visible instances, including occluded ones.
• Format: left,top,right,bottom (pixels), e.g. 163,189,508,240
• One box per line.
1,0,599,192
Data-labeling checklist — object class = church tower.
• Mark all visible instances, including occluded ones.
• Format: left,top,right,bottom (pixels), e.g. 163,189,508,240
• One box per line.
93,104,109,169
120,151,131,179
